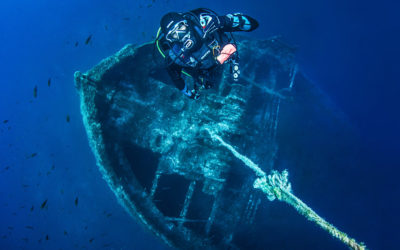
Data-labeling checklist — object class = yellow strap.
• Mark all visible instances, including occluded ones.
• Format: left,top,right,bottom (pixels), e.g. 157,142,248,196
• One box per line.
156,27,166,58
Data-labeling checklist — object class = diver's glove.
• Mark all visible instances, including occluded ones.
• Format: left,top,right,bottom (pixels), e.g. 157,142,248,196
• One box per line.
200,13,221,39
198,76,213,90
181,86,200,100
188,89,200,100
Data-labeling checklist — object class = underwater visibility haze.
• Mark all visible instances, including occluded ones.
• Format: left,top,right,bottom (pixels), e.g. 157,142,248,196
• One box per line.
0,0,399,250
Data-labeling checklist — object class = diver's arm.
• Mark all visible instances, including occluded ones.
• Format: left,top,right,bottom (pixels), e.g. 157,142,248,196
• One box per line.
166,60,199,99
166,62,185,91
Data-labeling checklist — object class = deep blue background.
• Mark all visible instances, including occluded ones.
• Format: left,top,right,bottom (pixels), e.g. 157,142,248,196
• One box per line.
0,0,399,249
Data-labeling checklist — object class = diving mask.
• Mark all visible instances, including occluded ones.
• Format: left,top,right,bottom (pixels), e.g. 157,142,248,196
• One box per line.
166,20,189,42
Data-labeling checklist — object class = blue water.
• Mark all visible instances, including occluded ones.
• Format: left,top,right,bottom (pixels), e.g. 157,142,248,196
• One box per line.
0,0,399,249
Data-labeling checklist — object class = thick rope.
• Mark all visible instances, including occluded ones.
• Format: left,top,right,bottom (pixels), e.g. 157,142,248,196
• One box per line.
205,128,366,250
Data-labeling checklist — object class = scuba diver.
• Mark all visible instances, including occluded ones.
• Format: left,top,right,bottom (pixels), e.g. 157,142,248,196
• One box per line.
156,8,259,99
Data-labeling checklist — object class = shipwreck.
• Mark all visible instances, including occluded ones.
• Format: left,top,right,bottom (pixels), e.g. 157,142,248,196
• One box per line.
74,36,366,250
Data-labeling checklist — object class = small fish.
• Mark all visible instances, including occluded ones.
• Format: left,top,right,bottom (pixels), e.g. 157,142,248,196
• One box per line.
25,226,34,230
66,115,70,123
20,205,25,209
106,213,112,218
64,230,68,236
40,199,48,209
45,234,49,240
74,197,78,206
12,212,17,216
22,237,29,243
30,205,34,212
103,243,112,248
85,35,92,45
7,226,13,230
141,31,146,37
38,238,42,243
3,120,8,124
147,4,152,8
122,17,130,21
47,78,51,87
89,238,94,243
60,189,64,194
4,166,10,170
104,25,108,31
51,164,55,170
75,41,79,47
84,226,88,230
22,184,30,188
26,153,37,159
1,235,6,239
33,85,38,98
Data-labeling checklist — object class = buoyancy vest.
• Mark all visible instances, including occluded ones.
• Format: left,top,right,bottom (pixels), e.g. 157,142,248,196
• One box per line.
163,9,231,70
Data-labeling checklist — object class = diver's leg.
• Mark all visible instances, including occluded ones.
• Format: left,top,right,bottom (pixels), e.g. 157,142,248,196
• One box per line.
220,13,259,32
